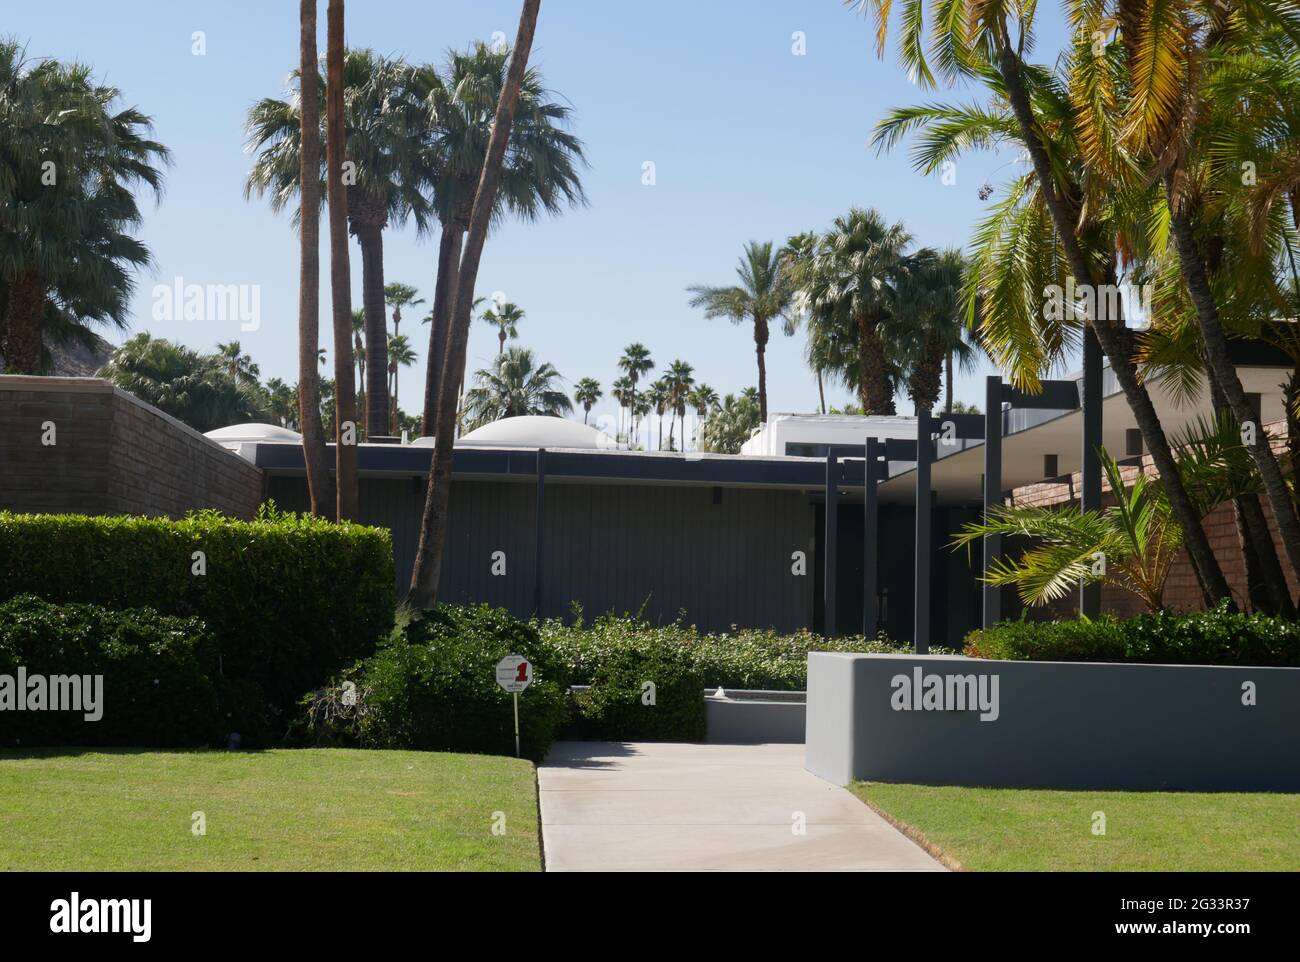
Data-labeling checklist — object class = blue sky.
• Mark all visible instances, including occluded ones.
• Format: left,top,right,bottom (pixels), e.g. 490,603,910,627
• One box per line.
7,0,1069,423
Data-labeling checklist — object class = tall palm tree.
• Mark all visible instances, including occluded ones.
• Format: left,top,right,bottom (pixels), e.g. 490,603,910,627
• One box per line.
664,359,695,450
325,0,358,520
386,332,416,433
482,301,525,354
418,38,587,434
462,346,572,430
617,343,654,443
384,282,424,343
645,379,669,451
610,375,633,443
782,231,828,413
0,42,168,374
1088,0,1300,590
890,249,976,414
246,49,430,439
295,0,332,514
410,0,546,609
790,211,919,415
688,241,796,422
859,0,1237,608
573,377,602,424
688,383,719,449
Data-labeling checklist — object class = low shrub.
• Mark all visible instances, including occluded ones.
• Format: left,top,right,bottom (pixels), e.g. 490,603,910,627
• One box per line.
0,506,395,732
299,605,570,762
965,603,1300,666
537,614,933,691
576,642,707,741
0,594,219,747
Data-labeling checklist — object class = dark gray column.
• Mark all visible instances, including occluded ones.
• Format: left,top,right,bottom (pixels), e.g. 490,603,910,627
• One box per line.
534,447,546,616
983,376,1002,630
824,449,839,638
914,409,931,654
863,437,879,639
1080,329,1102,617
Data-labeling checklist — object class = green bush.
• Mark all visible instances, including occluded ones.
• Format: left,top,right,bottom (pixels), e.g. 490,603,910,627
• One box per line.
319,604,571,762
0,594,219,747
965,603,1300,666
576,642,707,741
0,507,395,731
537,614,933,691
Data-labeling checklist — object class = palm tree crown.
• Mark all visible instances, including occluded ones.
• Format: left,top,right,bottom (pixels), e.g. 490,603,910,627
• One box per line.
687,240,795,423
462,346,572,430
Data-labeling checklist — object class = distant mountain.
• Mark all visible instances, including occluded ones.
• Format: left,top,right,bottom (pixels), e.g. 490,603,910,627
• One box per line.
0,331,116,377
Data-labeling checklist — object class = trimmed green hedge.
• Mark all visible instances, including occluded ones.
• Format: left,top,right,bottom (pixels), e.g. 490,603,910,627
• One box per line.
537,615,932,692
0,507,395,732
0,594,219,747
965,604,1300,666
575,642,707,741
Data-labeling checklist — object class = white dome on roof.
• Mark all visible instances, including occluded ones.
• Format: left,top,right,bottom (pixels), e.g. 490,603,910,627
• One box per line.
410,436,437,448
205,422,302,443
458,415,614,450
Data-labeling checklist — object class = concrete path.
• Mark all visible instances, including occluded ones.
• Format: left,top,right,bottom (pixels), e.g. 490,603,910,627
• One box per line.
538,742,945,872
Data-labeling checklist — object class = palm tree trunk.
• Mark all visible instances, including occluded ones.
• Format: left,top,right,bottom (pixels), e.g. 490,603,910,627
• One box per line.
325,0,358,522
1208,378,1293,614
1166,177,1300,590
499,331,506,354
944,349,954,413
354,218,389,438
408,0,541,608
296,0,334,516
994,35,1233,608
857,308,895,415
1287,370,1300,517
816,367,826,415
754,318,770,423
1,266,45,374
421,220,466,435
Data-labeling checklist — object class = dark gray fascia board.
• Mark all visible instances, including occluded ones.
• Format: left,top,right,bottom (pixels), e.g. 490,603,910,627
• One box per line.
249,442,866,489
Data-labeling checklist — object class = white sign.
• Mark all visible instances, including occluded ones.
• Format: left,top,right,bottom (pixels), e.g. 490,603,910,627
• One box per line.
495,655,533,693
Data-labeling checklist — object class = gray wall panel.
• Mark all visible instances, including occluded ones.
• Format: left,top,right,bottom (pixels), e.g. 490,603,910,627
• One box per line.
270,475,815,632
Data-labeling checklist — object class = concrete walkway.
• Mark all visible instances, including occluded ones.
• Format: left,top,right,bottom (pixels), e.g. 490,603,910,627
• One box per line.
538,742,945,872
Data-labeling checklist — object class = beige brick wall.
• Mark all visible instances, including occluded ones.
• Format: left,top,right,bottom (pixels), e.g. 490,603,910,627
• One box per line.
1009,421,1295,614
0,376,263,519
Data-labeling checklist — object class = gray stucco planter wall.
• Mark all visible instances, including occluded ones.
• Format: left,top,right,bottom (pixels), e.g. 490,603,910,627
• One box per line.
705,689,806,744
805,652,1300,791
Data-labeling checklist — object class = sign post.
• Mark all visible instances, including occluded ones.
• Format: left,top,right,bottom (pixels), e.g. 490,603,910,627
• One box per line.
495,654,533,757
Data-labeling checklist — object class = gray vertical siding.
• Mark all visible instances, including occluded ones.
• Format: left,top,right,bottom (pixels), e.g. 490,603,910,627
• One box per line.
268,475,815,632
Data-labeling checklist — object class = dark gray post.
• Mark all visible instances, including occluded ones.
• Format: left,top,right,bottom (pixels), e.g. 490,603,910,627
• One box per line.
914,409,931,654
534,447,546,616
1080,329,1102,617
983,376,1002,630
863,437,879,639
824,449,839,638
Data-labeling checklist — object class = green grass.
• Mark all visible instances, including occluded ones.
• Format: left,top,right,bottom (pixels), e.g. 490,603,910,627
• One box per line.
851,782,1300,871
0,748,541,871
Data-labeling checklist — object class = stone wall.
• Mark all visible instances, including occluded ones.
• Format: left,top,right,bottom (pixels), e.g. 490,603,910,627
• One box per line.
0,376,263,519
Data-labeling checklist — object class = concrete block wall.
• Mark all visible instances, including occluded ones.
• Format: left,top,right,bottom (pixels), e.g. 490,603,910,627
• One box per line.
0,376,264,519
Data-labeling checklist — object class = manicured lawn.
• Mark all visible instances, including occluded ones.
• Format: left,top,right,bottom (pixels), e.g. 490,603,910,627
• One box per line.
0,748,540,871
852,782,1300,871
